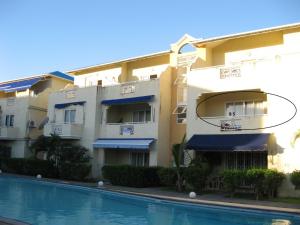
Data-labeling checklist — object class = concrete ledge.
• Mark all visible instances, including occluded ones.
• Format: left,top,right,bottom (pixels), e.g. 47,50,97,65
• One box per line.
100,187,300,215
0,217,30,225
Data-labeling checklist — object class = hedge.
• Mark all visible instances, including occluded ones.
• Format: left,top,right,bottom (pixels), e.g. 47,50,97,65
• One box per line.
183,166,209,192
0,158,91,181
0,158,57,178
290,170,300,189
222,169,285,199
102,165,161,187
60,162,91,181
157,167,177,186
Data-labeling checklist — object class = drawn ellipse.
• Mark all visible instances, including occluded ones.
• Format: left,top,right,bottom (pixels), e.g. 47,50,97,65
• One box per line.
196,90,297,131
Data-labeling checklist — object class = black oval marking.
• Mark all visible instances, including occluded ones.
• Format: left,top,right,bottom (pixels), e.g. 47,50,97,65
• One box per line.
196,90,297,131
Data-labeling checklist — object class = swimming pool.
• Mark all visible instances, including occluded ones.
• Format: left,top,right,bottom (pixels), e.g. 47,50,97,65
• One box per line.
0,176,299,225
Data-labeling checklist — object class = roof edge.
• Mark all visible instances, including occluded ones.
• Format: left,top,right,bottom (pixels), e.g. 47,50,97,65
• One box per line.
192,22,300,46
66,50,171,74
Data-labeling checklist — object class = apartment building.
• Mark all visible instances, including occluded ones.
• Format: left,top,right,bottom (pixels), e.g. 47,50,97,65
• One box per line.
185,23,300,197
39,23,300,196
0,71,73,158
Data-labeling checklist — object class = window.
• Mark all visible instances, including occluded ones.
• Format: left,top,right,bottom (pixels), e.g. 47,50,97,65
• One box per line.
130,152,149,167
226,100,267,117
64,109,76,124
225,152,267,170
5,115,14,127
132,109,151,123
150,74,157,79
173,105,187,124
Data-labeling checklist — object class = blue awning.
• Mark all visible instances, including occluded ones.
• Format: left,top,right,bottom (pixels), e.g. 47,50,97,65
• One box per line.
101,95,154,105
0,77,42,93
49,71,74,82
186,133,270,151
93,138,155,150
55,101,86,109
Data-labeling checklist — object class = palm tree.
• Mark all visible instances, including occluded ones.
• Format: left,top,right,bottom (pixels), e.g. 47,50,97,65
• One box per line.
172,134,186,192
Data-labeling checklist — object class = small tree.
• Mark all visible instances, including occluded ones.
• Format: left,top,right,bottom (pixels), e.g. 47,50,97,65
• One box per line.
290,170,300,189
30,134,91,179
172,134,186,192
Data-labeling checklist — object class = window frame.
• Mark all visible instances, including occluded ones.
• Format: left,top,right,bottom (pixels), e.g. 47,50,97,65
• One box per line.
132,109,151,123
225,100,267,117
64,109,76,124
5,115,14,127
173,105,187,124
130,152,149,167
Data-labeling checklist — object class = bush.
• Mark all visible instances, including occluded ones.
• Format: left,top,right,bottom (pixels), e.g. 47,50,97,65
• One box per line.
59,162,91,181
157,167,177,186
263,169,285,198
102,165,161,187
290,170,300,189
222,170,246,196
0,158,57,178
183,166,209,192
246,169,266,200
222,169,285,199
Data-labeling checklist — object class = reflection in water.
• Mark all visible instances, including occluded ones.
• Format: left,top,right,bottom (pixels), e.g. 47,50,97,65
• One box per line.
0,177,299,225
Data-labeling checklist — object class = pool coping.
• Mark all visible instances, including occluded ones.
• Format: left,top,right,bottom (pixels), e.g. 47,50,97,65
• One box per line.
0,216,30,225
1,173,300,217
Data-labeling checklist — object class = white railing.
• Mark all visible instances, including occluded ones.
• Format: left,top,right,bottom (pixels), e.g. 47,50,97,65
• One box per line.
44,123,83,139
191,115,268,134
99,122,157,139
0,127,18,139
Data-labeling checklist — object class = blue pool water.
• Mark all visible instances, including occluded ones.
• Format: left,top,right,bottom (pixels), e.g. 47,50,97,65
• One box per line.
0,176,299,225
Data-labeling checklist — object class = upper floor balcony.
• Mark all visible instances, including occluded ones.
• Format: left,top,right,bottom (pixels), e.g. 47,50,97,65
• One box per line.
188,58,277,93
0,127,19,140
99,100,158,139
44,123,83,139
188,90,270,135
99,79,159,102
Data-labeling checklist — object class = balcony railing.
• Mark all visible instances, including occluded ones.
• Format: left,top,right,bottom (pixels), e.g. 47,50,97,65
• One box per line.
191,115,268,134
100,122,157,139
44,123,83,139
0,127,18,139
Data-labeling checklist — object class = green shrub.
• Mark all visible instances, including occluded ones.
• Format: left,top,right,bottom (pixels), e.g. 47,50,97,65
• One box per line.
0,158,57,178
183,166,209,192
222,170,246,196
102,165,161,187
246,169,266,200
290,170,300,189
59,162,91,181
157,167,177,186
263,169,285,198
222,169,285,199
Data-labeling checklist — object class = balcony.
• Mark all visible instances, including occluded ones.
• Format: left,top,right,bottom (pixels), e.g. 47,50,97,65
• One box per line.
99,122,157,139
0,127,18,140
100,79,159,101
189,59,276,92
44,123,83,139
189,115,268,135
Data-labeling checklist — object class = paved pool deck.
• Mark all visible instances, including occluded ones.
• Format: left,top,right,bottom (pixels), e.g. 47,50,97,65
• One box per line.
1,173,300,224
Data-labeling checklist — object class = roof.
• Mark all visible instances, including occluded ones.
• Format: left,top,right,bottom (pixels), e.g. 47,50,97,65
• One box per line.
0,71,73,92
192,22,300,47
67,50,171,74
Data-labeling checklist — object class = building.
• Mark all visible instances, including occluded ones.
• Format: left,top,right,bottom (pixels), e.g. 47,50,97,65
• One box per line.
185,23,300,197
3,22,300,196
0,71,74,158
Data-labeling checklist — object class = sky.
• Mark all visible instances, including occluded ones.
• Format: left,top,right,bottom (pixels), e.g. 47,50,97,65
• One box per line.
0,0,300,81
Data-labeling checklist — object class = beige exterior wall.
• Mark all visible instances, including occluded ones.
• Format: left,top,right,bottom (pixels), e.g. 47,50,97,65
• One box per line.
0,75,72,158
187,27,300,197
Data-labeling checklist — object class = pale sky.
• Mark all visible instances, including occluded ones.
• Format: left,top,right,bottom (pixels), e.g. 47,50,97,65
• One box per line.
0,0,300,81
